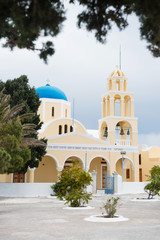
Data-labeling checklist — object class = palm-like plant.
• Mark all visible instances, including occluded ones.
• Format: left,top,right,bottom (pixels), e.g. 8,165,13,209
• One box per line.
0,89,46,174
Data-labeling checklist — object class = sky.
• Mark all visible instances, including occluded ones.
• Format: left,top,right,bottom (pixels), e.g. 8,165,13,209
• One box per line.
0,3,160,146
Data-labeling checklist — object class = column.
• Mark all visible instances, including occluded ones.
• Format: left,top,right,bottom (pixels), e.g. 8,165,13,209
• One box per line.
113,171,118,193
28,167,36,183
105,98,108,117
101,101,104,118
57,167,63,181
91,170,97,194
130,99,134,117
120,80,124,91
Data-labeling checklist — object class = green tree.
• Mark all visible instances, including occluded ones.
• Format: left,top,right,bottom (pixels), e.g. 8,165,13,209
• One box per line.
0,77,47,173
144,165,160,199
0,90,31,173
52,162,92,207
0,1,160,62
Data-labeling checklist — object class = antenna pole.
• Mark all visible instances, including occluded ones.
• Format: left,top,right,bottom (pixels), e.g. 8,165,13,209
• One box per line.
119,45,121,70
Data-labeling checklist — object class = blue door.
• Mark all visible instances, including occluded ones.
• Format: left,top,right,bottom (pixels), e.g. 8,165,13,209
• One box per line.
105,172,114,194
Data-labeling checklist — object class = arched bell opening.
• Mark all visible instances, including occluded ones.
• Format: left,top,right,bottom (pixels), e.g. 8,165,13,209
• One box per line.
115,121,132,146
88,157,110,190
115,157,134,182
100,122,108,141
63,156,84,170
34,155,58,183
116,79,120,91
114,94,121,116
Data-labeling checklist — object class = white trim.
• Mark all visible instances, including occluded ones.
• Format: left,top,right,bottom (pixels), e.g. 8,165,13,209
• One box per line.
62,155,85,170
104,90,134,94
24,173,27,183
47,143,138,153
40,98,71,105
115,156,134,169
11,174,13,183
44,154,59,168
88,155,110,170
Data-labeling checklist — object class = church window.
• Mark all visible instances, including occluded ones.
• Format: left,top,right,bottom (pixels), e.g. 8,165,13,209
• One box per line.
126,169,130,179
64,124,68,133
70,126,73,132
139,154,141,165
59,125,62,134
52,107,54,117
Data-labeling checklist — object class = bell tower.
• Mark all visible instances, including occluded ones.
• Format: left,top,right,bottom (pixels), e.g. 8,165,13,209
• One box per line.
99,68,138,147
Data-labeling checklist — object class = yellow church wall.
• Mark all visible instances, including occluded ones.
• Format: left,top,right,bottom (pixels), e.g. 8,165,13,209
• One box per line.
39,119,87,139
139,146,160,181
48,133,106,145
34,155,58,183
0,174,12,182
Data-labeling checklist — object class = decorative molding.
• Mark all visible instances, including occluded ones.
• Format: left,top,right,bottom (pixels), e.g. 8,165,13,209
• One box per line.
47,143,138,153
99,116,138,122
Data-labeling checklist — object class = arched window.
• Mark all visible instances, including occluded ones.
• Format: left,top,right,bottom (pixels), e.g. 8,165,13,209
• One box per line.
59,125,62,135
64,124,68,133
70,126,73,132
115,99,120,116
52,107,54,117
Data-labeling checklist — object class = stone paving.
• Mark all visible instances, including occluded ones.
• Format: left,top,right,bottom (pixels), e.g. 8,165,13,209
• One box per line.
0,193,160,240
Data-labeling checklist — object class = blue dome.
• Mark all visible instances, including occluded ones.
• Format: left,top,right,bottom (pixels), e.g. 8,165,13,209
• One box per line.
36,84,68,101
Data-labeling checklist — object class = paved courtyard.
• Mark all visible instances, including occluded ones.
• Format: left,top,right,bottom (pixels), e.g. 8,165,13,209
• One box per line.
0,194,160,240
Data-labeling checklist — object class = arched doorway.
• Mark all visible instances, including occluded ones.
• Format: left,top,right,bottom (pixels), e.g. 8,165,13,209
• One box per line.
34,155,58,182
115,157,134,182
63,156,84,170
88,157,110,189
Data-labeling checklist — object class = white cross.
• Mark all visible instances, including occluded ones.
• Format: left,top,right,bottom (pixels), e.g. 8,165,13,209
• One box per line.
46,79,50,84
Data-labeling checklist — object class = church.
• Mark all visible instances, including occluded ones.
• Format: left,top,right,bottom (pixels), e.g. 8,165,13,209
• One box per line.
0,68,160,189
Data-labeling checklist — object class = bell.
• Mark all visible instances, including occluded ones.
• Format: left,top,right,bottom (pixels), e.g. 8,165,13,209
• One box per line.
116,122,120,127
120,127,124,135
127,128,130,135
103,127,108,138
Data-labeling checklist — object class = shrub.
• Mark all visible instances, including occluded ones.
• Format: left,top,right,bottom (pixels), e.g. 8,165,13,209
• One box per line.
144,165,160,199
51,162,92,207
102,197,120,218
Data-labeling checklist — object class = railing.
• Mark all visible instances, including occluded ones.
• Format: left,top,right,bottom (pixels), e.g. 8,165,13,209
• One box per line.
115,139,131,146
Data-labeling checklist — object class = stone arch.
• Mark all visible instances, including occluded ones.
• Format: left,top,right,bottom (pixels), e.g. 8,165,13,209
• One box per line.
88,156,110,189
115,156,134,182
34,155,58,183
62,155,84,170
100,121,108,141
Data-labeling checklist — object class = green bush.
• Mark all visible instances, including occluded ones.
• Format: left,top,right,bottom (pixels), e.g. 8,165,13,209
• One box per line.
144,165,160,199
51,162,92,207
102,197,120,218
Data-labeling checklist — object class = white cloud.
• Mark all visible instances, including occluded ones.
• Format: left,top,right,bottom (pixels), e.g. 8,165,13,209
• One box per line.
138,133,160,147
